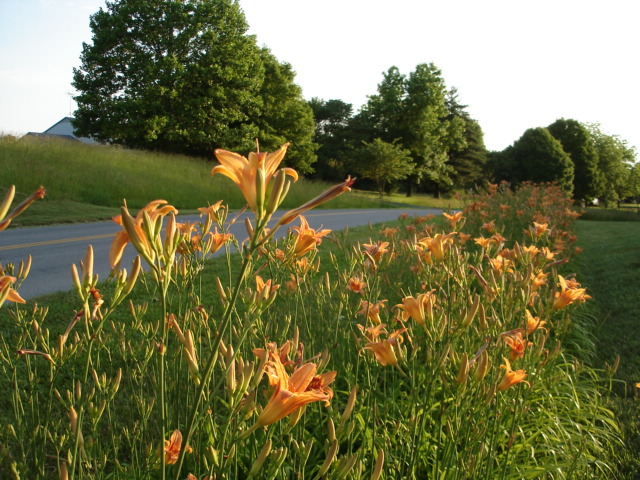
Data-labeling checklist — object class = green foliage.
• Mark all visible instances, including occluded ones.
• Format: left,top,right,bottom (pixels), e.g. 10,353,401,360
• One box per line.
448,117,488,188
352,64,467,195
308,98,354,182
251,48,317,174
72,0,316,166
586,123,637,207
354,138,414,197
509,127,575,195
548,118,603,203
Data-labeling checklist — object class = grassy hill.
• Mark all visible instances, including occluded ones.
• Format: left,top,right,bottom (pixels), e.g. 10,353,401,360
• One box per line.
3,135,454,226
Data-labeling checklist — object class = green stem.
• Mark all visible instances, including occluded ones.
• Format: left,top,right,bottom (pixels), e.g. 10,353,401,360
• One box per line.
173,249,254,479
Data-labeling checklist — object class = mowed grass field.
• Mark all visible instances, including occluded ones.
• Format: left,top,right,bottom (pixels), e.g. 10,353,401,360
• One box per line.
0,135,459,227
574,218,640,478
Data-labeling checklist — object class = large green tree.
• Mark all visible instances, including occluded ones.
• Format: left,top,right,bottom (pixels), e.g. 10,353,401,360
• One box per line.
547,118,603,203
308,98,354,181
252,48,317,173
587,123,637,207
446,89,487,188
73,0,316,164
509,127,574,195
353,64,466,196
355,138,414,198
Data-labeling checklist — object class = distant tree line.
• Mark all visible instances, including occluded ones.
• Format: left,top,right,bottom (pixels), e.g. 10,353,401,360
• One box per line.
73,0,637,205
487,120,639,207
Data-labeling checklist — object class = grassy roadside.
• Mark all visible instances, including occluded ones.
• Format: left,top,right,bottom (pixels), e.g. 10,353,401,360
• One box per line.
574,219,640,479
1,135,454,227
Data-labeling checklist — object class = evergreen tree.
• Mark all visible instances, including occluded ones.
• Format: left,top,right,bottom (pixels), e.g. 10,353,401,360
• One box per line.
449,118,488,188
308,98,354,181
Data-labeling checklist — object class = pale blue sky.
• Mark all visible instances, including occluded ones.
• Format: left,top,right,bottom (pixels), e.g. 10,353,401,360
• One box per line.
1,0,638,154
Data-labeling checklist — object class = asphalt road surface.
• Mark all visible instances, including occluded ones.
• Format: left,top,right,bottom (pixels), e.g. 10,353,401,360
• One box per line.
0,207,439,300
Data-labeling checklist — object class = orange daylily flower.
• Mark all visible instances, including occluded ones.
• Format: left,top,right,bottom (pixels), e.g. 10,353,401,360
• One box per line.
356,299,387,324
203,229,233,255
531,272,548,291
357,322,388,342
442,211,464,229
110,200,178,268
212,143,298,214
564,208,581,220
253,341,294,368
291,216,331,258
481,220,496,234
489,255,513,275
457,232,472,244
491,233,507,244
474,236,494,249
525,309,547,334
502,331,532,361
497,357,530,391
394,291,437,327
0,275,26,304
362,240,390,263
347,277,366,294
164,430,192,465
363,328,406,368
379,226,398,237
254,275,280,304
552,275,590,310
198,200,224,221
256,353,336,426
529,222,549,238
416,233,455,262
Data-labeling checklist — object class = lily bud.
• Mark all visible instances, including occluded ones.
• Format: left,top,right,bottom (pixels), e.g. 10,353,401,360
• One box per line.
456,352,469,385
265,169,287,216
248,439,272,478
256,167,266,216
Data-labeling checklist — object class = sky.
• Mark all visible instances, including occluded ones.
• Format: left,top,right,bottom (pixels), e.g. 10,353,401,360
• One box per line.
1,0,638,154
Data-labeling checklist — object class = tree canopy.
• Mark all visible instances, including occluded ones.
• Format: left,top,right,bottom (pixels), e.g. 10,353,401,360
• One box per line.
355,138,414,197
73,0,315,169
508,127,575,195
352,63,468,195
547,118,603,203
587,123,637,207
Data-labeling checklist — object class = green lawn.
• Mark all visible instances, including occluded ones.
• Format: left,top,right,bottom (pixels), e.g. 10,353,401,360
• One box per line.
575,219,640,479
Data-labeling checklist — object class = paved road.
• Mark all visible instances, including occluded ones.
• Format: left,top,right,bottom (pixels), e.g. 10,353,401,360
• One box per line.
0,208,438,300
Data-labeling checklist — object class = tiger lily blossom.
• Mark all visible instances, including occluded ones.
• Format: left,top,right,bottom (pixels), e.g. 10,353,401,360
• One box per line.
212,143,298,215
497,357,530,391
109,200,178,268
291,216,331,258
164,430,192,465
394,291,437,328
552,274,590,310
253,352,336,428
0,275,26,305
